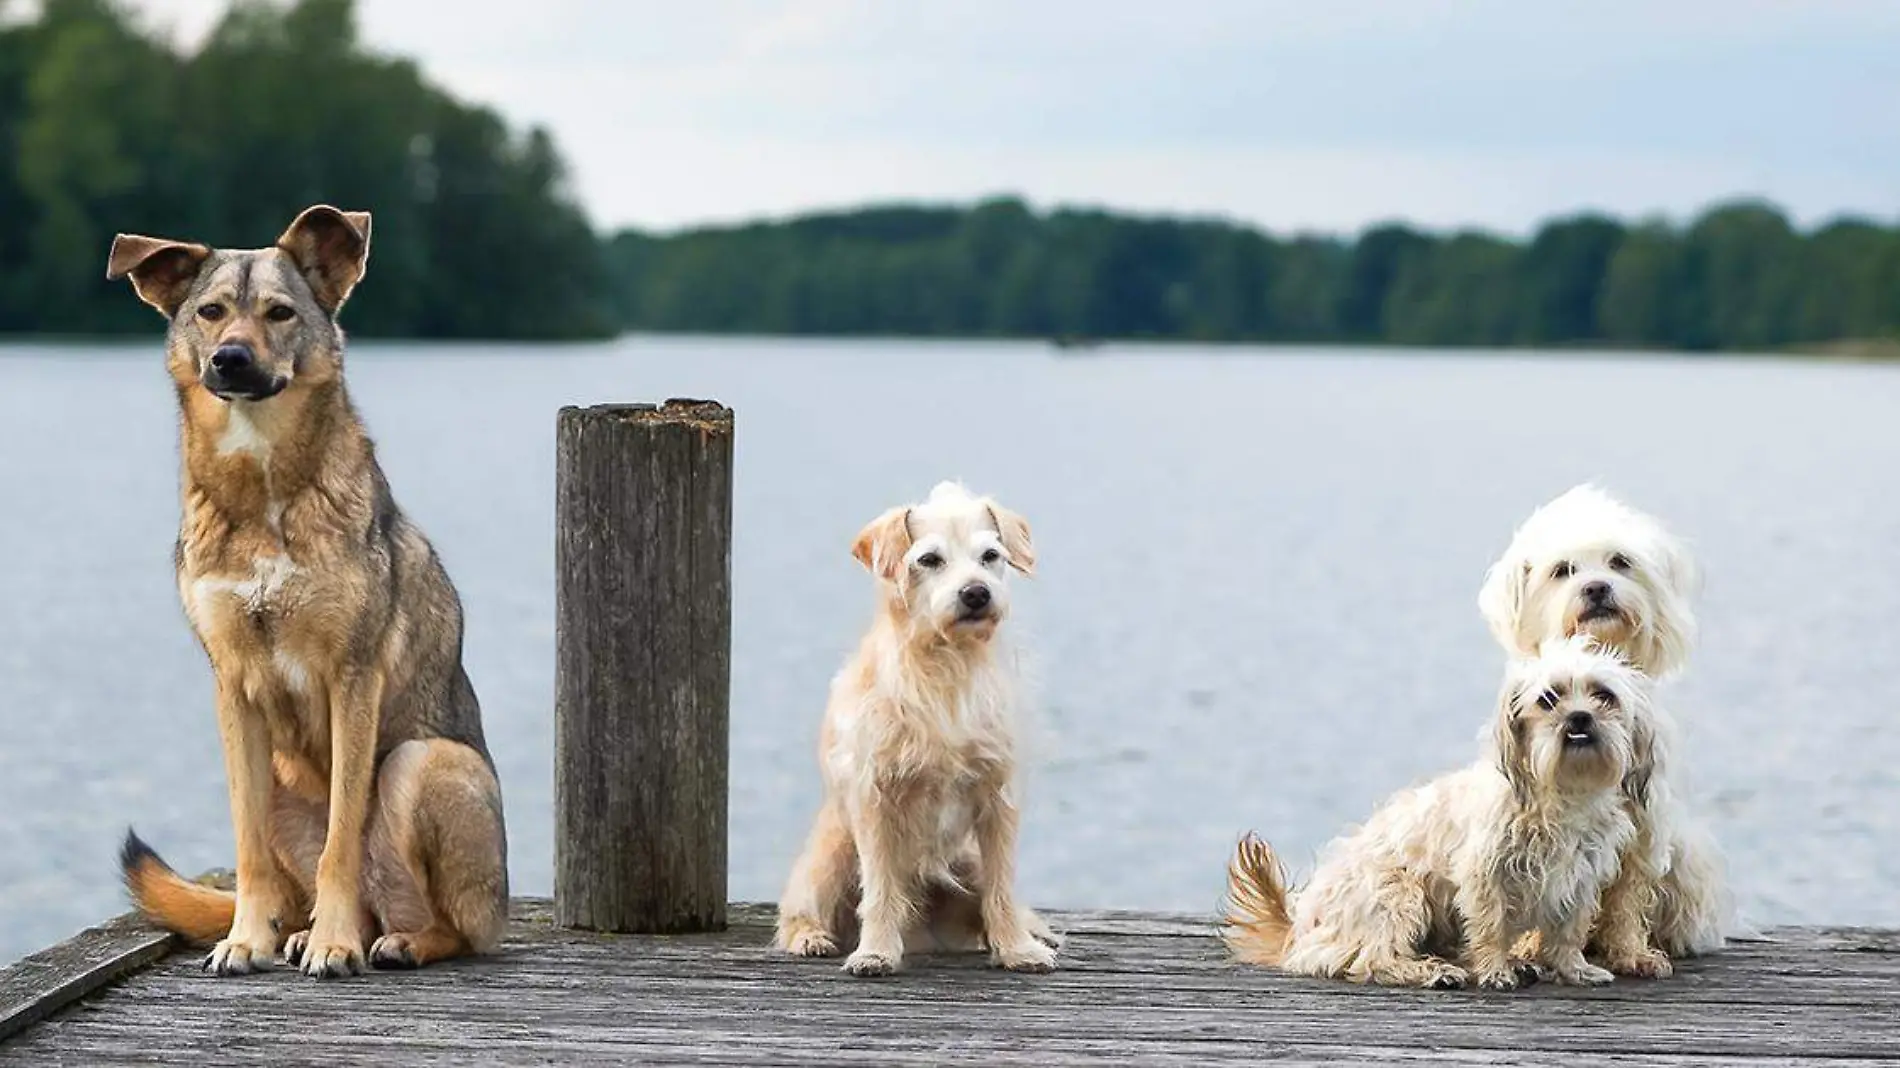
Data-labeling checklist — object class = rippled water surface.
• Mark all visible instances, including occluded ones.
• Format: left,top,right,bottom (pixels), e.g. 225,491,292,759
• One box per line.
3,337,1896,965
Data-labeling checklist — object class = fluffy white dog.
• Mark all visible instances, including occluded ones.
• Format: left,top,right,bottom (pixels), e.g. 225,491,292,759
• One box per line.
1224,636,1646,991
1478,484,1730,961
774,482,1060,977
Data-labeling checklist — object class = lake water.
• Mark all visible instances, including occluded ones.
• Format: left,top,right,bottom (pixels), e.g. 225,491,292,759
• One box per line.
2,337,1896,966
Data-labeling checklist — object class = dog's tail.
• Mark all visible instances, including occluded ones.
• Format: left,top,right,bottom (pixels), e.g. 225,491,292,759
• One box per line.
1222,832,1295,966
120,829,234,945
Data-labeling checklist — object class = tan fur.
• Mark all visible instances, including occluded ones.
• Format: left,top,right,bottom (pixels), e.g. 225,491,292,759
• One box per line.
1223,637,1644,991
1222,834,1294,966
776,482,1060,976
1480,485,1731,964
107,207,508,979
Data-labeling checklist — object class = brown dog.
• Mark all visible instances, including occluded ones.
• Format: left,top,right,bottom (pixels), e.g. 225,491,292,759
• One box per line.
107,206,508,978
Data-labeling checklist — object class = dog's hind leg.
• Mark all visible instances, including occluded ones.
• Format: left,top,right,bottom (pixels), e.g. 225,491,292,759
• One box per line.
775,802,858,958
358,739,509,969
1354,875,1465,989
1651,819,1731,958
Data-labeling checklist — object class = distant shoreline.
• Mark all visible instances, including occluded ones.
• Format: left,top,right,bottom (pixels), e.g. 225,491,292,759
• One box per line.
2,332,1894,364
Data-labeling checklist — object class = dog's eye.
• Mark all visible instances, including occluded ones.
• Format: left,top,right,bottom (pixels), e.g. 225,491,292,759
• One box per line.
196,303,226,322
981,548,1002,565
1550,561,1575,580
916,552,944,570
266,305,297,323
1535,690,1559,711
1591,686,1619,707
1607,553,1633,572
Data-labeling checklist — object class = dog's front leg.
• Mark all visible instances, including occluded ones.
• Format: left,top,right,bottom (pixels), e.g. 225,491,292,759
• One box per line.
843,795,912,978
1589,837,1671,978
205,674,293,976
972,786,1057,973
1542,889,1617,986
294,671,383,978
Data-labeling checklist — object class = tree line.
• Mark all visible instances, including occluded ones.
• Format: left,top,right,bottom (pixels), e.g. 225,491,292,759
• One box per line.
608,199,1900,351
0,0,614,338
4,1,1896,351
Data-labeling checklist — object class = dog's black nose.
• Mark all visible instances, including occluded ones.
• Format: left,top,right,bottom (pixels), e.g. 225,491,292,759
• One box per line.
1566,711,1595,733
1580,580,1612,604
210,344,254,374
959,584,992,611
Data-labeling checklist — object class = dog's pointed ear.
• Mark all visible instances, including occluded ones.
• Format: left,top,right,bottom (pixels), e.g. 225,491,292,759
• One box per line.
1493,676,1535,807
106,234,212,317
277,205,372,313
1477,555,1532,654
851,506,912,581
986,502,1035,576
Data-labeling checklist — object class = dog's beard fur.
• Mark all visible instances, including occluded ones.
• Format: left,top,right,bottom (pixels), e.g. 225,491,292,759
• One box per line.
1224,636,1642,990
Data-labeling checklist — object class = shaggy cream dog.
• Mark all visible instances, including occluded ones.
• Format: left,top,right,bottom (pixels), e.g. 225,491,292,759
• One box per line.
1478,484,1731,962
774,482,1060,977
1224,636,1647,991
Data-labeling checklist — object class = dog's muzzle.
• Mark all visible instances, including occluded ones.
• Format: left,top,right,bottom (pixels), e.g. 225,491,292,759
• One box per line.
202,343,287,401
954,582,997,624
1562,710,1599,749
1576,581,1622,624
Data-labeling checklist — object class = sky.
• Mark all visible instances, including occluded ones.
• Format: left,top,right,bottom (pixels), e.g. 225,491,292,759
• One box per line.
113,0,1900,236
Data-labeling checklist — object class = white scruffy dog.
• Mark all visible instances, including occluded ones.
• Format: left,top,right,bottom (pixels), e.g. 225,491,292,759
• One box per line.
1224,636,1647,991
1478,483,1730,961
775,482,1060,977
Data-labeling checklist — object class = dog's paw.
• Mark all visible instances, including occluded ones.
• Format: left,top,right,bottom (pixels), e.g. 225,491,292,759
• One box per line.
1605,947,1673,979
203,935,276,976
283,930,308,967
1474,967,1522,992
369,934,422,970
1512,959,1552,986
297,934,366,979
1557,962,1616,987
993,940,1058,974
842,950,900,978
783,929,842,958
1416,959,1467,990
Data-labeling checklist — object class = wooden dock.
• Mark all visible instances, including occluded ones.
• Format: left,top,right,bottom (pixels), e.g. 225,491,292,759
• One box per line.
4,901,1896,1065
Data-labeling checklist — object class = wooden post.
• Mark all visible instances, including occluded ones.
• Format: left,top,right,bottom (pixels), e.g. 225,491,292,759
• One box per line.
554,399,733,933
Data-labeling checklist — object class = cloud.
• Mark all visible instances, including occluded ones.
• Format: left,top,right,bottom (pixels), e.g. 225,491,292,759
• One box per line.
107,0,1900,232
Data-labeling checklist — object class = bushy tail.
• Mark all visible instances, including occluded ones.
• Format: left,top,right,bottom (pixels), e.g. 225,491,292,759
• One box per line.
120,829,233,945
1222,832,1295,966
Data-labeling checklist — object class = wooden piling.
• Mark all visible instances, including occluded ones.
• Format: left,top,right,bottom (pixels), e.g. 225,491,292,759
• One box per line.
553,399,734,933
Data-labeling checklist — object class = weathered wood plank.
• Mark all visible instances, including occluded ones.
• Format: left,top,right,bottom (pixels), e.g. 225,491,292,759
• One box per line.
554,401,734,934
4,906,1896,1066
0,915,172,1043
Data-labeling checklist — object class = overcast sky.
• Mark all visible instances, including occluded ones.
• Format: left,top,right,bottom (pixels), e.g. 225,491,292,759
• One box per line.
121,0,1900,235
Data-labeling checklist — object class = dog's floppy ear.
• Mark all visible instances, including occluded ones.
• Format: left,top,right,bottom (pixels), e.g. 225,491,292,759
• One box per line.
851,506,912,581
986,502,1035,575
277,205,372,313
1477,554,1532,654
1639,537,1698,678
106,234,212,317
1492,677,1535,807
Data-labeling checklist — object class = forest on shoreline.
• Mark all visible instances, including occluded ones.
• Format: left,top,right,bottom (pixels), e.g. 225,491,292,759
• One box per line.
5,1,1897,353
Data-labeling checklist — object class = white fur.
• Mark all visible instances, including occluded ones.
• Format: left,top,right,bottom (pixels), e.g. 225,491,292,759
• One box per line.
1477,484,1731,959
775,482,1059,977
187,554,301,633
215,404,272,460
1226,637,1644,991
